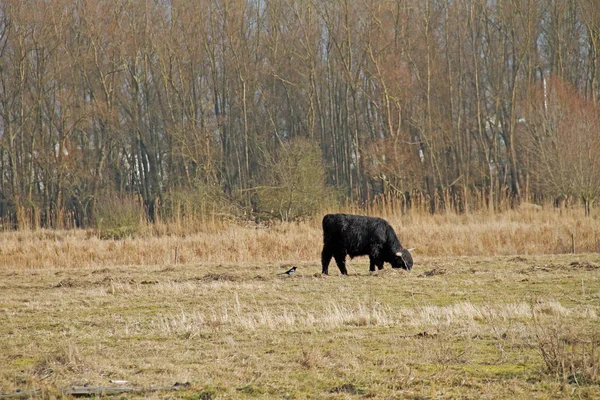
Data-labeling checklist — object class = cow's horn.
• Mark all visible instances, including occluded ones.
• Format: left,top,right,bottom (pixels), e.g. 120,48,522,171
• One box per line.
396,252,403,256
406,248,415,252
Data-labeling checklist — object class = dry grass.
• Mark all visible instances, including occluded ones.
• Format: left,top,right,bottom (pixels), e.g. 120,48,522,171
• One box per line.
1,250,600,398
394,206,600,256
1,209,600,398
0,207,598,270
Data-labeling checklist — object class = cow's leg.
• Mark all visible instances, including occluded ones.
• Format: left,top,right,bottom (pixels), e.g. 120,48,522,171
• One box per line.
370,246,384,271
321,245,333,275
369,256,377,272
334,252,348,275
370,256,384,271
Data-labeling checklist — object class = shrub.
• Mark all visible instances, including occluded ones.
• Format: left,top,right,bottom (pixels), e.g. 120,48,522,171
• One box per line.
162,184,239,221
94,194,144,239
252,138,337,222
531,307,600,385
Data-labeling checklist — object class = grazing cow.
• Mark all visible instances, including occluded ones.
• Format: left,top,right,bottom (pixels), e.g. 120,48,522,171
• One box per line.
321,213,413,275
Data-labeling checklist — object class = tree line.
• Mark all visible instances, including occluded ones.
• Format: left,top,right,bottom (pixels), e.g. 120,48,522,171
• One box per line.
0,0,599,229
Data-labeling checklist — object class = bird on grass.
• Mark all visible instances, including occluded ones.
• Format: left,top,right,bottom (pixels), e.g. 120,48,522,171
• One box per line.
279,266,297,276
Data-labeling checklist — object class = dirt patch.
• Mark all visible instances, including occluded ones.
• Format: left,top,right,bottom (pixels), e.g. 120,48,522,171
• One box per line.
523,264,560,273
524,261,600,274
55,278,77,288
569,261,599,270
531,265,554,272
330,383,366,395
509,256,528,263
370,268,408,277
200,273,241,282
419,267,447,277
97,276,136,285
415,331,438,339
54,276,137,289
469,267,489,274
91,268,110,274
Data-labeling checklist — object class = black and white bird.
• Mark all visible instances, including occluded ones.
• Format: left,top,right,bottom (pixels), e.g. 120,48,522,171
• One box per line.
279,266,297,276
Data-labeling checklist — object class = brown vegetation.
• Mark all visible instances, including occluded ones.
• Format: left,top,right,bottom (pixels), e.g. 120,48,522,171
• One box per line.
0,207,598,270
1,0,600,229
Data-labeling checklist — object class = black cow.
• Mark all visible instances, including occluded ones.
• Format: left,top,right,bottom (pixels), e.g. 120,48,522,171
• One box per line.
321,213,413,275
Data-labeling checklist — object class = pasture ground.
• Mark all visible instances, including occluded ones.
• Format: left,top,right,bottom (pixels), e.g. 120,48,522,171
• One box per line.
1,253,600,399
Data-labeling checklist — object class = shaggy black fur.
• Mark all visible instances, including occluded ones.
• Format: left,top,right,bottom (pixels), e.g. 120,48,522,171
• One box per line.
321,213,413,275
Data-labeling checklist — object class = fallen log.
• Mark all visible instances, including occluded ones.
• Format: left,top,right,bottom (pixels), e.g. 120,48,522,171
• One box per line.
0,389,42,399
62,382,190,397
0,382,190,398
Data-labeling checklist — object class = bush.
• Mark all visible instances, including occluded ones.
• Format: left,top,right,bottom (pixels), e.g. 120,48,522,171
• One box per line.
253,139,337,222
94,194,144,239
531,308,600,385
162,185,230,220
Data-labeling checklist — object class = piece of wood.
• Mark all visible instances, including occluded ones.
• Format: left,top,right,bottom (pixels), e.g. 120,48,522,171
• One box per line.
0,389,42,399
1,383,189,399
61,383,189,397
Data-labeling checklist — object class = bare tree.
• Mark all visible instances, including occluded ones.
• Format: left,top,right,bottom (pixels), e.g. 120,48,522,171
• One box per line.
523,78,600,215
1,0,600,228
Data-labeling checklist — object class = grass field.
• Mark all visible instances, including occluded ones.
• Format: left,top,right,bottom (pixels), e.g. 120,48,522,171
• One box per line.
1,209,600,398
1,255,600,398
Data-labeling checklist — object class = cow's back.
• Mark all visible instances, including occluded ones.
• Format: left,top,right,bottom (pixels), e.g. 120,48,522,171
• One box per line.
322,214,383,255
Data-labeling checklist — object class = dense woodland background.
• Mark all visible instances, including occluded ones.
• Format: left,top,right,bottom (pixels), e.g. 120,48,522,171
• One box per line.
0,0,599,230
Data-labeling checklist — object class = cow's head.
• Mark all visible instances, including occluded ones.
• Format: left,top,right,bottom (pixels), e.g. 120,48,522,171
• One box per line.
393,248,413,271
